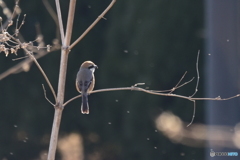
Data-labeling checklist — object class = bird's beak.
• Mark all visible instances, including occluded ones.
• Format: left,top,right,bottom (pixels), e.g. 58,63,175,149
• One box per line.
94,65,98,69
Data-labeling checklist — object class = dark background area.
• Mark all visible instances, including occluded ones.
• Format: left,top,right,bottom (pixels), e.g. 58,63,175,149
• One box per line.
0,0,204,159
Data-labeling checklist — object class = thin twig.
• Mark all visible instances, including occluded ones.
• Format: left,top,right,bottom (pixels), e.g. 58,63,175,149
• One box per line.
7,33,57,101
0,40,59,80
12,55,28,61
191,50,200,97
151,76,195,93
175,77,195,90
169,71,187,94
0,56,31,79
68,0,116,50
42,84,55,106
0,0,21,31
22,47,57,101
55,0,65,42
186,100,196,127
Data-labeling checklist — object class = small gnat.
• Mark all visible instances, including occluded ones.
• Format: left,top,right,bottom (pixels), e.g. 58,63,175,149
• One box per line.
108,122,112,125
124,50,128,53
180,152,185,156
154,147,157,149
127,111,130,113
134,50,139,55
227,39,230,42
115,99,118,102
23,137,28,142
208,53,211,56
147,138,150,140
14,125,17,128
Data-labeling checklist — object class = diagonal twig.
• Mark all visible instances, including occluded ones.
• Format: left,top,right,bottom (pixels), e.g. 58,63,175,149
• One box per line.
42,84,55,106
68,0,116,50
169,71,188,94
151,75,195,93
7,32,57,101
42,0,60,40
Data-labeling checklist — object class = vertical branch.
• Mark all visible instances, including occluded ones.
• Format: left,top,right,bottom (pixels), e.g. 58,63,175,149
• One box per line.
47,108,63,159
64,0,75,46
47,0,76,160
56,0,76,105
55,0,65,42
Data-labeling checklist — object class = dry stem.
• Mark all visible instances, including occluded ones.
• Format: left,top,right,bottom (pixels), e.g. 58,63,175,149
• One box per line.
55,0,65,42
64,86,240,107
47,0,76,159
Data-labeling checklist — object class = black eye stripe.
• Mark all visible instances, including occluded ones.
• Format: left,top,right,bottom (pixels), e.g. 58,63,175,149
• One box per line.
88,65,95,69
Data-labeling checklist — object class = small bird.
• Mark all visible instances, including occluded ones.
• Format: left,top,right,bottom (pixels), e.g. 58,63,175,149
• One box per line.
76,61,98,114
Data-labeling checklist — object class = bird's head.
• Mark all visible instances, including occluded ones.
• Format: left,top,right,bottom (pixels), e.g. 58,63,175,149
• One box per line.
81,61,98,71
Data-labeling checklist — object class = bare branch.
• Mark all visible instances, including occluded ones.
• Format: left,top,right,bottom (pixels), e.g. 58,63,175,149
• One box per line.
175,77,195,90
12,55,28,61
7,33,57,101
190,50,200,97
0,0,21,31
69,0,116,50
63,0,76,47
150,75,194,93
0,40,59,80
0,57,32,80
55,0,65,42
186,100,196,127
63,86,240,107
48,1,76,160
23,47,57,101
169,71,187,94
42,84,55,106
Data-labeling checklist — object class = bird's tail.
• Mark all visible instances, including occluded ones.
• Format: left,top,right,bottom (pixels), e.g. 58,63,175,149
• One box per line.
81,94,89,114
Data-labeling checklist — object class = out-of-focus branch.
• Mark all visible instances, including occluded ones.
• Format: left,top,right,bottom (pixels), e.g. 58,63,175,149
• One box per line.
0,0,60,80
6,32,57,101
0,25,60,80
0,0,21,31
155,112,240,149
69,0,116,50
42,0,60,40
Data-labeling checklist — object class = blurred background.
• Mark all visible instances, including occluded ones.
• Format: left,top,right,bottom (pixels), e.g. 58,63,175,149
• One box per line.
0,0,239,160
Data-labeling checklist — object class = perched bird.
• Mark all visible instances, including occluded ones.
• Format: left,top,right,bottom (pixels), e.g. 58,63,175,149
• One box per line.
76,61,98,114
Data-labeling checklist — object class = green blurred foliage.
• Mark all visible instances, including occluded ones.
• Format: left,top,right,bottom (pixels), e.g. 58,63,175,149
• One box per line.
0,0,204,159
